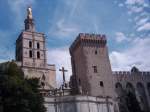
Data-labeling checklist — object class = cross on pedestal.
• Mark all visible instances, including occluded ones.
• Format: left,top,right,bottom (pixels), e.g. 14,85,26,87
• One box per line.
59,67,68,84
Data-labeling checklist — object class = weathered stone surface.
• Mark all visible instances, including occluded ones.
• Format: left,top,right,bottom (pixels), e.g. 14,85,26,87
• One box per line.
45,95,114,112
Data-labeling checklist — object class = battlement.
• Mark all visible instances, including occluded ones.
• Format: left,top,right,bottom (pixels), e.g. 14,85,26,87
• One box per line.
79,33,106,40
113,71,150,75
113,66,150,75
70,33,107,53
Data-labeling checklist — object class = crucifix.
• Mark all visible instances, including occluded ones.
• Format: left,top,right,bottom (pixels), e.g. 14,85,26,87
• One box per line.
59,67,68,84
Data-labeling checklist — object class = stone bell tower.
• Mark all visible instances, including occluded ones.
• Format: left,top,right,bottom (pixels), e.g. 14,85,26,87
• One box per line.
16,7,46,68
15,7,56,89
70,33,114,97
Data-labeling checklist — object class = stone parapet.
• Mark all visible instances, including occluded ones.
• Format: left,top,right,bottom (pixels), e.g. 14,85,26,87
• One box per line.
113,71,150,75
70,33,107,54
113,71,150,82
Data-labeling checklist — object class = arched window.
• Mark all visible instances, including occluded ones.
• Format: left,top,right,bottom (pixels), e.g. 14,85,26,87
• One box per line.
37,42,40,49
29,41,32,48
29,50,32,58
147,82,150,96
126,82,135,94
37,51,40,59
137,82,149,111
115,82,124,97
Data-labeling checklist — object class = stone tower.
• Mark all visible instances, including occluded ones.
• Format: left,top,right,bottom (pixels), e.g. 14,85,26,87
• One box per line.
70,33,114,97
15,7,56,89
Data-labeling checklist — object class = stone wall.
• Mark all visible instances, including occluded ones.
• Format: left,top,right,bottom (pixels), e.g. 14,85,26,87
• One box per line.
22,65,56,88
45,95,114,112
113,68,150,112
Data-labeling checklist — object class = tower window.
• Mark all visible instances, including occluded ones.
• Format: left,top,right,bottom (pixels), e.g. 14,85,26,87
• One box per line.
29,50,32,58
37,42,40,49
79,78,81,85
29,41,32,48
37,51,40,59
95,50,97,54
92,66,98,73
100,81,104,87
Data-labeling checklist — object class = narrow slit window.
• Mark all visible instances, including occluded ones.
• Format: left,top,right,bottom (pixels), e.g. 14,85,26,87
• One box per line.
79,78,81,85
29,41,32,48
37,51,40,59
37,42,40,49
95,50,97,54
29,50,32,58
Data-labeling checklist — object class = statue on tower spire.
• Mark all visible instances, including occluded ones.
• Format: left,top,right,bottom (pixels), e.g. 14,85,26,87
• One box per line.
27,7,33,20
24,6,35,31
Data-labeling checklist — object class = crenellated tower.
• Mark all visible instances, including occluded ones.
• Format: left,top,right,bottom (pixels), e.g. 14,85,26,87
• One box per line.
70,33,114,97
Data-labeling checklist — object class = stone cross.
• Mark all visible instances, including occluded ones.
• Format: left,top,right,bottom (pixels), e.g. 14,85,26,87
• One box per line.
59,67,68,84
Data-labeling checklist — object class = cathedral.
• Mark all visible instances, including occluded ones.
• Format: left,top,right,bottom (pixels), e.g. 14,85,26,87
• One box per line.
0,7,150,112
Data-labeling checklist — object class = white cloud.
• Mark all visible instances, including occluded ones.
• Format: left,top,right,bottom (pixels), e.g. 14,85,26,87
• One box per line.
115,32,130,43
123,0,150,33
125,0,145,5
47,47,72,86
110,37,150,71
49,18,79,38
118,3,124,7
137,22,150,31
136,17,149,26
128,6,143,13
143,3,149,7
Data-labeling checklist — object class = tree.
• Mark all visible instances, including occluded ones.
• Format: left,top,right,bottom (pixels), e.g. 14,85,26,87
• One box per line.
0,62,46,112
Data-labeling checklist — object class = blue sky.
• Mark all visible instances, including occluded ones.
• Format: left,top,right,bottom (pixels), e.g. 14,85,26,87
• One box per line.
0,0,150,83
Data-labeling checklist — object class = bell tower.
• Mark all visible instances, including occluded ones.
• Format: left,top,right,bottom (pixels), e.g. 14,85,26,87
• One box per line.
16,7,47,69
15,7,56,89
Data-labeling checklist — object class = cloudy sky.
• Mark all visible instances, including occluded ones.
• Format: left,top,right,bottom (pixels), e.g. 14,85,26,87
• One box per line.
0,0,150,84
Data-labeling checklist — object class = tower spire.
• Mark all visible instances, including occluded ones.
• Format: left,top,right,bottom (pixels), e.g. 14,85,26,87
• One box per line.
24,6,35,31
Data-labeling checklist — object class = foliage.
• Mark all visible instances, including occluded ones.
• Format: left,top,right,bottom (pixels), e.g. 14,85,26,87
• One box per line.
0,62,46,112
